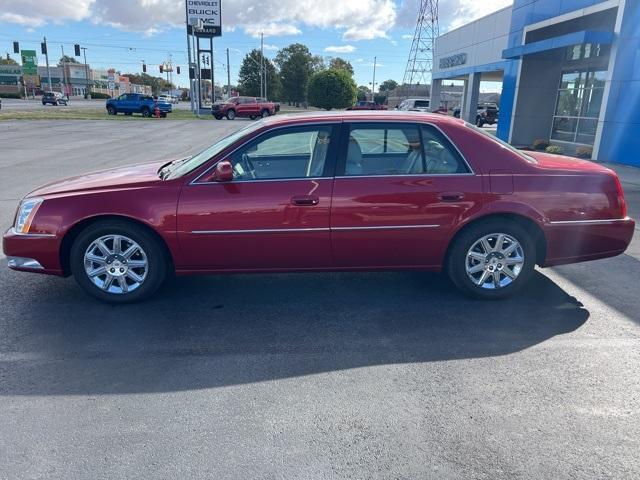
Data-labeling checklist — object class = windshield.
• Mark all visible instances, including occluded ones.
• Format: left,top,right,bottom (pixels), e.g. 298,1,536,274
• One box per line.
165,121,265,179
464,122,537,164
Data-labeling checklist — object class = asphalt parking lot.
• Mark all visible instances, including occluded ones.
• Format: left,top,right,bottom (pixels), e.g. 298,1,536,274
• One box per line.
1,119,639,479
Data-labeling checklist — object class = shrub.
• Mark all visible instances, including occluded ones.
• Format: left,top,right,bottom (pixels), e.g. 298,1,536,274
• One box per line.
575,146,593,159
87,92,112,99
532,138,550,151
0,92,22,99
545,145,564,155
307,69,357,110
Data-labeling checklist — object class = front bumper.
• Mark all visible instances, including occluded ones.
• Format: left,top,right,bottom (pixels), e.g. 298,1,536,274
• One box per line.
3,228,64,276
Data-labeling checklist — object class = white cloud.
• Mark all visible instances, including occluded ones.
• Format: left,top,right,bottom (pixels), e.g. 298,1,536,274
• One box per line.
263,44,279,51
0,0,396,39
401,34,413,39
397,0,511,32
324,45,356,53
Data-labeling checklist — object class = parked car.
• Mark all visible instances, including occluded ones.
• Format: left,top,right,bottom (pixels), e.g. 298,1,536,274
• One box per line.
3,112,634,303
396,98,430,112
0,98,2,110
212,96,276,120
105,93,172,117
453,104,499,127
42,92,69,106
347,101,387,111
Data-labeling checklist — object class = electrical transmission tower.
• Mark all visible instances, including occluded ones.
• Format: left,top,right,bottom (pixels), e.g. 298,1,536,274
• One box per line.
402,0,439,92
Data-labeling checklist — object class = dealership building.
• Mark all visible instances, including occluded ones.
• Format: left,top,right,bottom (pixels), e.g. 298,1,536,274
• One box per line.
430,0,640,167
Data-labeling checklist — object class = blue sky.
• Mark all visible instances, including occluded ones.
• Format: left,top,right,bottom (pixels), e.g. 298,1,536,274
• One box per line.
0,0,511,90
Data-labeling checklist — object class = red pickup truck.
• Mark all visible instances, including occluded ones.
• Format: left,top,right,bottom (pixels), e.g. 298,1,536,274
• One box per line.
212,96,277,120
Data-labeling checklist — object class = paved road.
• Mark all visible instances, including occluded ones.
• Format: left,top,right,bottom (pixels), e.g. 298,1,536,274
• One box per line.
0,98,193,111
0,120,639,479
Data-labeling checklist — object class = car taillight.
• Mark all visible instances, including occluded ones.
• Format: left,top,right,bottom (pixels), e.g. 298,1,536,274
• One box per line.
613,174,627,218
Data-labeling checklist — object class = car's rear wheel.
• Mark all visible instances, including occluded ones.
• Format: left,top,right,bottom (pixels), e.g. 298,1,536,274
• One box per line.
141,107,151,117
446,220,535,299
214,115,223,120
476,116,484,127
107,106,117,115
226,109,236,120
261,109,270,118
249,115,256,120
70,221,168,303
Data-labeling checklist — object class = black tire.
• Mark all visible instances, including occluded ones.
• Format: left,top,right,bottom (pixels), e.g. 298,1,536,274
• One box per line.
141,107,151,117
226,109,236,120
107,106,117,115
160,112,167,118
476,116,484,127
446,219,536,300
261,109,270,118
249,115,256,120
70,220,168,303
124,112,132,116
214,115,223,120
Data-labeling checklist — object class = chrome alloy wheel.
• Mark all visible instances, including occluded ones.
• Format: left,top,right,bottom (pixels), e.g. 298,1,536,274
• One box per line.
83,234,148,294
465,233,525,289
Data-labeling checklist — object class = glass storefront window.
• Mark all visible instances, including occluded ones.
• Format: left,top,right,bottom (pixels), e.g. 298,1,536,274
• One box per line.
551,67,606,145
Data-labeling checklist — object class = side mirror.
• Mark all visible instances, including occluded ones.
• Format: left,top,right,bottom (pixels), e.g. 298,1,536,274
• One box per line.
212,160,233,182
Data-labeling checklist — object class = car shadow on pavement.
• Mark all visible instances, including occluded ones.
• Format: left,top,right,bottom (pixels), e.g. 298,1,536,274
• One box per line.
0,269,588,396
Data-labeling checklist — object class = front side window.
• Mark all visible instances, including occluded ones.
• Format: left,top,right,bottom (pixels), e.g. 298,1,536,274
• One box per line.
229,126,334,180
343,123,469,176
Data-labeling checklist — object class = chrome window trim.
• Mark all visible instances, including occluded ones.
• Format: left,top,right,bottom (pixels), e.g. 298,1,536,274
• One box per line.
190,224,441,235
190,121,341,185
548,217,631,225
191,176,333,185
334,173,475,179
342,119,475,176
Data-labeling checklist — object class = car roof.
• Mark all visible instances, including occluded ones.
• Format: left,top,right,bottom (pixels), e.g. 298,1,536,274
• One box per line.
261,110,464,127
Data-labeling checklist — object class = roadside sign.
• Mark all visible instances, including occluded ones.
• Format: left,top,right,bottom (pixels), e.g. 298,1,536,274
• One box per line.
186,0,222,37
21,50,38,75
108,81,115,90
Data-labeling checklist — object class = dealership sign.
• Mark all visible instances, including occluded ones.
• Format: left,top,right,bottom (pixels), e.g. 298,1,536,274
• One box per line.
186,0,221,37
21,50,38,75
439,53,467,69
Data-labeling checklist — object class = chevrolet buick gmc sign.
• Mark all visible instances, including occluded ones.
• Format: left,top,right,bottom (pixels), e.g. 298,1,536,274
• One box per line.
186,0,222,37
439,53,467,69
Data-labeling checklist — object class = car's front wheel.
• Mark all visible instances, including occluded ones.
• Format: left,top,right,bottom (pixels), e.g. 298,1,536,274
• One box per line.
70,220,168,303
226,109,236,120
107,106,117,115
446,220,536,299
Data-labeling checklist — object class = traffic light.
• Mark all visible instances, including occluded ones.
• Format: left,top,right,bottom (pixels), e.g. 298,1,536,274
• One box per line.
41,42,47,55
74,44,80,56
176,66,181,75
142,64,147,73
13,42,19,54
159,65,164,73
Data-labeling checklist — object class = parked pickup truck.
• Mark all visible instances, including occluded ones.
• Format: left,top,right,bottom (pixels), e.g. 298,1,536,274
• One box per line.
212,96,277,120
105,93,172,117
347,101,387,111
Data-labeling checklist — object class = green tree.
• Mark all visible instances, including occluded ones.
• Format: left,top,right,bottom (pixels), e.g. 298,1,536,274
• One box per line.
237,49,281,99
378,79,398,93
275,43,323,104
308,68,356,110
58,55,80,66
0,55,18,66
328,57,354,76
357,85,371,101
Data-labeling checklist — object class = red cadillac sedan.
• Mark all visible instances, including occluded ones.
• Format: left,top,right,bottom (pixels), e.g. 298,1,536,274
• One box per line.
3,112,634,303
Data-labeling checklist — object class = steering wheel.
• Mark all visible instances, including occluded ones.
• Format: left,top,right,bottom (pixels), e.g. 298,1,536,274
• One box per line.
241,153,257,179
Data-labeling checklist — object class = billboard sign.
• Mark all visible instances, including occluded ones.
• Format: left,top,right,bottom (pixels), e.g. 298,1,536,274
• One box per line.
186,0,221,37
21,50,38,75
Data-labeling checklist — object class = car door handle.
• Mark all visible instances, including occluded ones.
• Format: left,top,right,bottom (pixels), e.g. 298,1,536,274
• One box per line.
291,195,319,206
438,192,465,201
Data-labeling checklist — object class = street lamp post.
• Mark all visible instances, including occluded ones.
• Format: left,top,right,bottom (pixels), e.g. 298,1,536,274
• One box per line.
81,47,90,98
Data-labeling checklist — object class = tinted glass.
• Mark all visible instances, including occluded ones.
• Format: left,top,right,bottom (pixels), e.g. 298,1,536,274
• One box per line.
229,126,334,180
421,126,469,174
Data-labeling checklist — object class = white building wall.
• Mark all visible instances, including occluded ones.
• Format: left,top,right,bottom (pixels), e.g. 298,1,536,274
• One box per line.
433,6,512,76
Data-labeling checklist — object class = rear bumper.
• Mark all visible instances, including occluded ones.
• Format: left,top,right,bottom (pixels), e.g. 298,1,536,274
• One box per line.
542,217,635,267
2,228,64,276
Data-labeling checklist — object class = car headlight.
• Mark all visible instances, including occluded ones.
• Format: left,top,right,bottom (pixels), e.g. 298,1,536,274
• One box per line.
14,198,44,234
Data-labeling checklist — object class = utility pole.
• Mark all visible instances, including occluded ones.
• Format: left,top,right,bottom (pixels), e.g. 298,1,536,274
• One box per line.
260,32,264,99
60,45,68,96
371,56,377,102
210,36,215,103
43,37,52,92
226,48,231,100
81,47,90,97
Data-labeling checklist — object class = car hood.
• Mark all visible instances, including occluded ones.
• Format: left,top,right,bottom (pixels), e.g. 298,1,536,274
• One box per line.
27,160,171,197
527,151,613,174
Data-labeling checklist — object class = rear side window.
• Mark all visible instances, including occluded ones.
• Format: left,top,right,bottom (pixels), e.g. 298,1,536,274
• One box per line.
343,123,469,176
